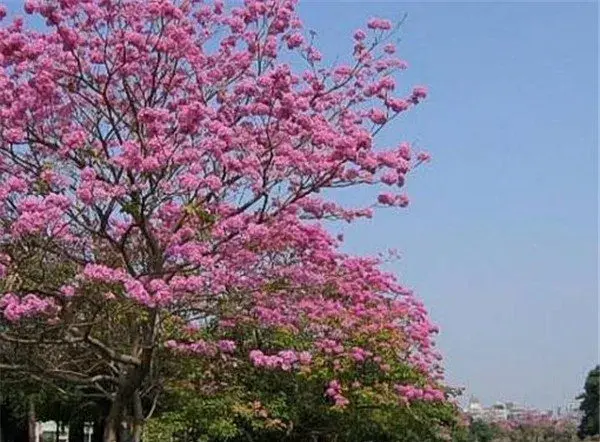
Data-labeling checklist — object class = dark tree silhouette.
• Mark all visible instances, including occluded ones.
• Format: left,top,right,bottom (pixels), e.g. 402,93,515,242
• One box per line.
578,365,599,439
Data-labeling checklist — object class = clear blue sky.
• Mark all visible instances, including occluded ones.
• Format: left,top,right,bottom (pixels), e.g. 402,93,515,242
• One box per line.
298,1,598,410
3,0,597,411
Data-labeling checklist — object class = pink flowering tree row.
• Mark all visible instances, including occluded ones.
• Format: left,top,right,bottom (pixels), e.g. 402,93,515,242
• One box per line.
501,412,579,442
460,411,579,442
0,0,449,440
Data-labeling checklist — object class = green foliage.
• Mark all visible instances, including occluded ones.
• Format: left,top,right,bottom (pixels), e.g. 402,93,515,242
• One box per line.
466,420,501,442
578,366,599,439
144,323,463,442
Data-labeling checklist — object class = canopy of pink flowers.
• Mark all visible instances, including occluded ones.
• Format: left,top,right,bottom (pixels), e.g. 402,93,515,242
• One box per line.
0,0,442,408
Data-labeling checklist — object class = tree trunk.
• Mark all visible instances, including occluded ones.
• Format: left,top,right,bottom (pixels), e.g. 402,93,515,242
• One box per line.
92,417,105,442
68,420,84,442
102,312,157,442
15,426,28,442
102,407,120,442
0,399,7,442
117,423,128,442
26,398,35,442
131,391,143,442
103,392,131,442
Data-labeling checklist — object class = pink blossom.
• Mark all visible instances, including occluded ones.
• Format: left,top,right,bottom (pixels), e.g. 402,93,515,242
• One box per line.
298,351,312,365
417,151,432,163
286,32,304,49
411,85,428,104
380,171,398,186
1,293,57,322
217,340,237,353
367,18,392,30
377,193,396,205
412,85,428,99
369,108,387,124
141,156,161,172
83,264,124,283
399,142,412,161
350,346,369,362
387,98,410,113
204,175,222,192
59,285,76,298
353,29,367,41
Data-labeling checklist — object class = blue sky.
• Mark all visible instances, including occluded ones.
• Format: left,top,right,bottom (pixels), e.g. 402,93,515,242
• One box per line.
298,1,598,409
3,0,597,411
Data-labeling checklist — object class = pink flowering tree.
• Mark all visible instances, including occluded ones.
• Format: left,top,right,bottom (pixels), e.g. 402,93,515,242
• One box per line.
461,412,578,442
144,254,458,440
0,0,444,440
501,412,578,442
145,317,459,441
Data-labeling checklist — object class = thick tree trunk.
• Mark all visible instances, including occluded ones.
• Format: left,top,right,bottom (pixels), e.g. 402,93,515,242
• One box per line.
0,400,7,442
102,391,131,442
102,311,157,442
130,425,142,442
131,392,144,442
14,426,28,442
102,423,119,442
3,405,29,442
102,405,121,442
92,417,105,442
26,398,35,442
68,420,84,442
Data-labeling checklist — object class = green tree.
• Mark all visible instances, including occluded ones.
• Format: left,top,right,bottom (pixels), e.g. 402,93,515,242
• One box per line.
467,419,500,442
578,366,599,439
142,318,463,442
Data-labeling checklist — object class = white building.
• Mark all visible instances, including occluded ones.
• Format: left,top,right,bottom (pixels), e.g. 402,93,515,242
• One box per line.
465,396,485,420
465,398,538,423
486,402,509,422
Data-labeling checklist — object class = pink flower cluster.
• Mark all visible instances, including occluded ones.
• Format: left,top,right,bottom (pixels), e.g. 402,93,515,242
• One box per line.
0,293,58,322
350,346,372,362
249,349,312,371
325,380,350,408
394,384,445,403
80,265,178,307
410,85,428,104
377,192,410,207
316,339,345,355
11,194,70,239
367,18,393,30
165,339,237,357
0,253,10,278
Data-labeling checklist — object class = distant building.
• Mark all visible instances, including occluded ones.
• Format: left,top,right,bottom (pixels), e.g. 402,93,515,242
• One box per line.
491,402,511,421
464,397,583,426
505,402,530,422
558,400,584,423
465,398,542,423
465,397,509,422
465,396,485,420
